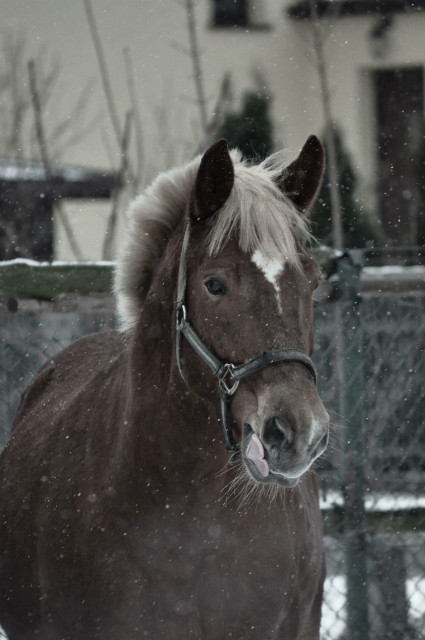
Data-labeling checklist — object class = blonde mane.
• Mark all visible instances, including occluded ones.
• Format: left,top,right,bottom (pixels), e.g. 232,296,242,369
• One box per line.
115,148,311,332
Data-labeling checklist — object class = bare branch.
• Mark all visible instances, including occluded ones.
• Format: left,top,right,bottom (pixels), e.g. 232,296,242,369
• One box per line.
309,0,343,250
82,0,122,146
1,32,97,166
83,0,137,191
47,77,100,158
28,60,52,174
1,220,33,259
103,110,133,260
28,59,84,261
184,0,209,136
206,71,231,135
170,42,192,57
100,126,117,168
123,47,144,193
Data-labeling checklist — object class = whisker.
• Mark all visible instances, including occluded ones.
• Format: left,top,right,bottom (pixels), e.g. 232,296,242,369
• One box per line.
214,459,237,479
220,466,249,508
328,425,345,447
327,408,346,421
219,458,290,513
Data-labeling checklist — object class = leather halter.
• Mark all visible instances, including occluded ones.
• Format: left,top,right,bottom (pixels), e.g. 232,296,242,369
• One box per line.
176,226,317,455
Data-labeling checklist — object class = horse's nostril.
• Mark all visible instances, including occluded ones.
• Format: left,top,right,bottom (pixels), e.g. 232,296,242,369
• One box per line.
264,416,294,446
319,431,328,451
311,432,328,458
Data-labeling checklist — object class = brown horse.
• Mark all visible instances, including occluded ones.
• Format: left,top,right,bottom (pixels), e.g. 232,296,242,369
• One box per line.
0,136,329,639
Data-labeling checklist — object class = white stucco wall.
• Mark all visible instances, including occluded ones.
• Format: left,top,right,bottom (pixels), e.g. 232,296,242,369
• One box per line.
1,0,424,260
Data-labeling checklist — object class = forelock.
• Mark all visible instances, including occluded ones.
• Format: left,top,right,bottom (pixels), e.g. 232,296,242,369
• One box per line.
208,150,311,265
115,147,312,332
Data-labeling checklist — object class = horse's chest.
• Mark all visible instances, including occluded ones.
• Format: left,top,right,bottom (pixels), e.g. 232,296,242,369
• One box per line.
117,499,323,638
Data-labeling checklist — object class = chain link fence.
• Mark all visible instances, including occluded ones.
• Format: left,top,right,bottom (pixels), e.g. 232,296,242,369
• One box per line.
0,258,424,640
0,293,116,448
315,255,425,640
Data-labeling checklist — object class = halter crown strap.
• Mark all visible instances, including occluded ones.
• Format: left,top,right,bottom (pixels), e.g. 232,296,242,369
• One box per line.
176,227,191,380
175,225,317,453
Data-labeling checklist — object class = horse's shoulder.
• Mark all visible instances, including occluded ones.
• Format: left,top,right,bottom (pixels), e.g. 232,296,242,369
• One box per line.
11,330,127,430
53,329,126,363
46,329,126,373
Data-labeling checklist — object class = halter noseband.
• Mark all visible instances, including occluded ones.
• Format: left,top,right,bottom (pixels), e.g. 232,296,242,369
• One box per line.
176,226,317,455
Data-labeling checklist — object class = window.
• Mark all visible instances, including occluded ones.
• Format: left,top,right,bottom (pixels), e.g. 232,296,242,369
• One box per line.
212,0,248,28
374,67,424,245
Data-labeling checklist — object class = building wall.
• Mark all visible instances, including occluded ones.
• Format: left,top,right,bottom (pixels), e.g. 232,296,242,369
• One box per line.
1,0,424,260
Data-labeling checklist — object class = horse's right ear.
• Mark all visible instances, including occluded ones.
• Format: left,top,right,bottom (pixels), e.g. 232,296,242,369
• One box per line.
192,139,234,221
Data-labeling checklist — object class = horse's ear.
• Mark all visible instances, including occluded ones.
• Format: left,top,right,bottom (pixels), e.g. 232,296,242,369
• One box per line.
193,139,234,221
278,135,325,214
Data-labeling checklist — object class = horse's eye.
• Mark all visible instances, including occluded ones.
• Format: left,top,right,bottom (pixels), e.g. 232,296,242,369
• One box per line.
204,278,228,297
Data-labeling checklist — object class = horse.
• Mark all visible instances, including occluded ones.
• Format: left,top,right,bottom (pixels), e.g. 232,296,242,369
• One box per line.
0,136,329,639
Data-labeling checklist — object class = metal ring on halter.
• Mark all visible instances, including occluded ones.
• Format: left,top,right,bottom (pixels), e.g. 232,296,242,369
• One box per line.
219,364,239,396
176,303,186,329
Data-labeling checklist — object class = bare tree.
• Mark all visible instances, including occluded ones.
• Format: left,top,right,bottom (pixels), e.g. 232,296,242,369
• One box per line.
103,110,133,260
28,60,83,261
308,0,343,250
0,31,97,163
83,0,141,258
123,47,145,193
82,0,122,148
0,33,96,261
178,0,231,150
184,0,209,135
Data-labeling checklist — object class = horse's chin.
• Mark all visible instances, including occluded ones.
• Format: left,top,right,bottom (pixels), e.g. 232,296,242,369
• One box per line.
244,460,301,487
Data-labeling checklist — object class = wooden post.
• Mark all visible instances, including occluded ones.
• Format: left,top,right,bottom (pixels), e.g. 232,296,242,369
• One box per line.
368,542,412,639
337,251,370,640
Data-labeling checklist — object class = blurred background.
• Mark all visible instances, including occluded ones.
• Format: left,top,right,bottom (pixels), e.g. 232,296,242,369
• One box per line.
1,2,424,639
1,0,424,261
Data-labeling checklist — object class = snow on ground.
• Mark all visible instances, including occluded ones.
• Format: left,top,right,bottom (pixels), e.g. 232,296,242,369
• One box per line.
321,576,347,639
0,258,115,268
407,578,425,629
362,265,425,279
321,577,425,639
320,490,425,512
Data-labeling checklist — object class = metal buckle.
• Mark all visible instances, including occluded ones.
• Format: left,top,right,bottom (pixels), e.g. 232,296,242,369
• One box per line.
176,304,186,329
219,364,239,396
228,450,240,464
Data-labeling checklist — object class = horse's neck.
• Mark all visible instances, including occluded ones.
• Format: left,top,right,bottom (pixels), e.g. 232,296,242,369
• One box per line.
122,291,229,500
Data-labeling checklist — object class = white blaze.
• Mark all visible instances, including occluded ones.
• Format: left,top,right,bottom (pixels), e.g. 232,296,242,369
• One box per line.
251,250,285,315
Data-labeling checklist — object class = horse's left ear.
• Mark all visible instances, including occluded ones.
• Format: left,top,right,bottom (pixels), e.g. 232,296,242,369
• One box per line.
193,138,234,221
278,135,325,214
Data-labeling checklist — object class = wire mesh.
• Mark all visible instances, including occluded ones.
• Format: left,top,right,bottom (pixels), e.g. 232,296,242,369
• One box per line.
315,294,425,640
0,302,116,447
0,287,424,640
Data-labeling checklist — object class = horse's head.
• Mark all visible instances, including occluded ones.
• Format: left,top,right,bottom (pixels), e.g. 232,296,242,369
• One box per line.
181,137,329,487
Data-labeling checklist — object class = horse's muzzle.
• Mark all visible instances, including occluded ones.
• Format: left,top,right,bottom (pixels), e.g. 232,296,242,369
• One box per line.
242,410,329,487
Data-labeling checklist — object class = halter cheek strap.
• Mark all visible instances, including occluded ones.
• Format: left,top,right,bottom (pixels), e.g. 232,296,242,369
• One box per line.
176,226,317,454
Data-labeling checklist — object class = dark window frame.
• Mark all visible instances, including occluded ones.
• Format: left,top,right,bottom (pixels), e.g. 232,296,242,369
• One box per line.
288,0,425,20
212,0,249,28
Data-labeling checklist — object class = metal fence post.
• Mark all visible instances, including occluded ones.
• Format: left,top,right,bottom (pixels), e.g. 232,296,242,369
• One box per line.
336,251,369,640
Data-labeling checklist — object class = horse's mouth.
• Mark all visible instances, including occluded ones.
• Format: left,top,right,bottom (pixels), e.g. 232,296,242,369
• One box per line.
241,425,305,488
